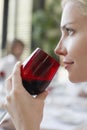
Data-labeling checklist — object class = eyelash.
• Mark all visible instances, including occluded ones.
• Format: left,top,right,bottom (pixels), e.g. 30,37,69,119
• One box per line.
65,27,75,36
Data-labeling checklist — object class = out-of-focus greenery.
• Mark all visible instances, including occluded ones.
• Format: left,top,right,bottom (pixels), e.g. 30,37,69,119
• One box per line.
32,0,62,60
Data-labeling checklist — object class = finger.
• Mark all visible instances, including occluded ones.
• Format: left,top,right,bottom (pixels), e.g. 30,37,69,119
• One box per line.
0,98,4,108
0,92,12,110
5,75,12,95
0,97,7,109
36,91,48,100
1,76,12,109
12,62,22,89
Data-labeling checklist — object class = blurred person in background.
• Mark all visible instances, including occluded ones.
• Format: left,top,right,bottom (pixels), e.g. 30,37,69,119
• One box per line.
1,0,87,130
0,39,25,80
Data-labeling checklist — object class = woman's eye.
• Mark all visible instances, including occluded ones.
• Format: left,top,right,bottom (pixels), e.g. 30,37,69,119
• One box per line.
66,28,74,36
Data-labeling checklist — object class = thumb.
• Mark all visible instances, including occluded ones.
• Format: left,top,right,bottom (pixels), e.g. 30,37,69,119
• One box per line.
36,91,48,100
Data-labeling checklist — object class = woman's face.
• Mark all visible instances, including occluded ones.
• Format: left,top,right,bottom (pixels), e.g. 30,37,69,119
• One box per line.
55,2,87,83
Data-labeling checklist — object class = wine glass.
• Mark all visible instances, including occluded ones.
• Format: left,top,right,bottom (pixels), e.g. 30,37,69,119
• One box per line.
21,47,60,95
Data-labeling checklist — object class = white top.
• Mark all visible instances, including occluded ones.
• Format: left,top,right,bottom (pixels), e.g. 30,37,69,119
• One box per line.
0,54,17,79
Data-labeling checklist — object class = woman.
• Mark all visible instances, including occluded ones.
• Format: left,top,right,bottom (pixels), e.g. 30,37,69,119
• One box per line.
1,0,87,130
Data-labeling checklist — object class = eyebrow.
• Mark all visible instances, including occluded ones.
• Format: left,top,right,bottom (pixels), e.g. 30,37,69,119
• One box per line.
60,22,76,30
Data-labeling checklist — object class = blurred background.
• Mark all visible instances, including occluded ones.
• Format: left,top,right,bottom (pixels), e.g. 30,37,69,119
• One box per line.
0,0,61,59
1,0,87,130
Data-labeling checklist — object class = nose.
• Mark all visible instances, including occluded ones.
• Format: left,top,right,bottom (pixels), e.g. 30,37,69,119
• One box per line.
54,39,67,56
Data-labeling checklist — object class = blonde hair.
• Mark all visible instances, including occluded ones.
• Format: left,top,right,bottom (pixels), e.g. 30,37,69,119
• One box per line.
61,0,87,15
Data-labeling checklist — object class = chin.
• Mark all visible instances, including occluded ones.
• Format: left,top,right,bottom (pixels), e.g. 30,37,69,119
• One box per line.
69,76,87,83
69,76,82,83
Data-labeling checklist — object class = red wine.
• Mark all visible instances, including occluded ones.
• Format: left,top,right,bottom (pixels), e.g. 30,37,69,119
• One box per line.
22,80,50,95
21,48,60,95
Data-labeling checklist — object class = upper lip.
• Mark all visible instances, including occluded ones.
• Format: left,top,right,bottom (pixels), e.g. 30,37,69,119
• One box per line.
63,60,74,65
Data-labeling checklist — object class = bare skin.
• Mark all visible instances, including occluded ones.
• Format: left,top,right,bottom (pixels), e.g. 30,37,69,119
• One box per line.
1,62,48,130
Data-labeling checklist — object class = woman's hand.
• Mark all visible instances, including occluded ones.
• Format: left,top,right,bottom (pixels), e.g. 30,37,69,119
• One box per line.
1,62,48,130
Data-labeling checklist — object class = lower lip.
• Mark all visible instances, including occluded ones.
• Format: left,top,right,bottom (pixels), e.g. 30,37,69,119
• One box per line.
65,64,73,70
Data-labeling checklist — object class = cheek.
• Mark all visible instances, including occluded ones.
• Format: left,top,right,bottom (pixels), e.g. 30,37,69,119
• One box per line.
67,38,87,82
67,36,87,59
